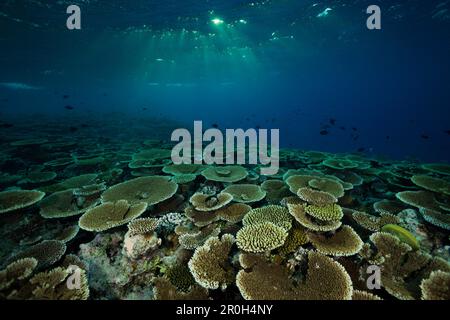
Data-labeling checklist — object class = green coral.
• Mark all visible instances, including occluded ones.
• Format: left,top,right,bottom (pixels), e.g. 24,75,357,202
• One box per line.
236,222,288,253
242,205,292,231
305,203,343,222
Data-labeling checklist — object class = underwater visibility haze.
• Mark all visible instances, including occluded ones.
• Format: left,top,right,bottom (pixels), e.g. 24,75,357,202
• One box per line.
0,0,449,301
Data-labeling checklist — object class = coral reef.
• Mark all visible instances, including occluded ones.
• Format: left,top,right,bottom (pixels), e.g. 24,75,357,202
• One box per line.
0,130,448,301
188,234,235,290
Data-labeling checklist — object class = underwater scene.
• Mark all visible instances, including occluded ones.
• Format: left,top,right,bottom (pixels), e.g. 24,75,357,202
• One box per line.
0,0,450,302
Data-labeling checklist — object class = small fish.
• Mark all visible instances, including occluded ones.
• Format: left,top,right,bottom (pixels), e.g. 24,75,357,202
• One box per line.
329,118,336,125
63,95,70,99
69,126,78,132
352,127,358,131
357,147,365,152
320,130,329,136
421,134,430,140
255,125,261,130
444,130,450,135
81,124,90,128
64,105,74,110
386,135,390,140
212,123,219,129
142,107,148,111
339,126,346,131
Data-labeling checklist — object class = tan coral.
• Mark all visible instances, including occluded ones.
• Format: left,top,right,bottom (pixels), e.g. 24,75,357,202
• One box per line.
352,290,382,300
127,217,159,236
236,222,288,253
297,187,337,206
78,200,148,232
216,203,251,223
178,224,221,250
201,166,248,183
242,205,292,231
411,175,450,196
189,192,233,211
308,178,344,198
153,277,209,300
0,190,45,214
260,179,291,204
236,251,353,300
39,189,99,218
420,270,450,300
351,210,400,232
0,258,38,291
288,203,342,232
307,225,363,256
304,203,343,222
188,234,235,290
184,206,220,227
9,240,66,270
101,176,178,206
222,184,266,203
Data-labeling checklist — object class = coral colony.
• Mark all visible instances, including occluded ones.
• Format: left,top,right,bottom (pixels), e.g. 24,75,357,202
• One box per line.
171,121,280,175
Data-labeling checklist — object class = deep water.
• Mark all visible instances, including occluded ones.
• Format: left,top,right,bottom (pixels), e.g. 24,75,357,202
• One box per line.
0,0,449,161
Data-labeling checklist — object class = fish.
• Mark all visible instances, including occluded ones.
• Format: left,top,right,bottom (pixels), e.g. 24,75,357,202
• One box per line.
81,124,90,128
212,123,219,129
142,107,148,111
69,126,78,132
339,126,346,130
444,130,450,135
329,118,336,125
63,95,70,99
352,127,358,131
320,130,329,135
357,147,365,152
421,134,430,140
64,105,74,110
386,135,390,140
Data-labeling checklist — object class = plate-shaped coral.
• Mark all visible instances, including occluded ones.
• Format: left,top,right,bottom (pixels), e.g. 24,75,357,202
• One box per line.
101,176,178,206
0,190,45,214
223,184,266,203
79,200,148,232
201,166,248,183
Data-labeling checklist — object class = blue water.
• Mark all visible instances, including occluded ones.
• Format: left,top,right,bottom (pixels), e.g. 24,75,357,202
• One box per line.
1,0,449,161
